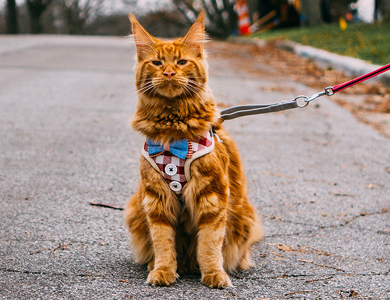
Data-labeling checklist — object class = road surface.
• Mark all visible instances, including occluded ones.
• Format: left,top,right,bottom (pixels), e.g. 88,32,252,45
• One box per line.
0,35,389,299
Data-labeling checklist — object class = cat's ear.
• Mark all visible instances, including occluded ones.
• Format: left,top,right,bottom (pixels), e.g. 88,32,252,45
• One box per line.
181,10,206,56
129,13,157,60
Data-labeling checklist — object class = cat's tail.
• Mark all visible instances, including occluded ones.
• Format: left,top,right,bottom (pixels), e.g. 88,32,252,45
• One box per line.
250,213,264,245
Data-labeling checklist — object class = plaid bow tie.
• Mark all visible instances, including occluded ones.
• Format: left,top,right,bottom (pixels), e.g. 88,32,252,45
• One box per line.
147,139,188,160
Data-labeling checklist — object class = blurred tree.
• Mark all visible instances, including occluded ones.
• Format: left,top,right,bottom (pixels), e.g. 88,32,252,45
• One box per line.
6,0,19,33
376,0,390,20
136,10,190,38
122,0,138,8
85,13,131,35
300,0,322,25
122,0,142,18
172,0,237,38
122,0,190,38
329,0,353,21
257,0,277,20
57,0,104,34
321,0,332,23
27,0,52,33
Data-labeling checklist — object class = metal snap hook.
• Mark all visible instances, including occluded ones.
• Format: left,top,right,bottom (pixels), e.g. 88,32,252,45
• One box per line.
294,95,310,108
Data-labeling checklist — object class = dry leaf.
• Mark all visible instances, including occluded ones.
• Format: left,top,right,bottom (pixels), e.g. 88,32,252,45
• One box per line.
298,259,314,263
119,279,129,283
365,183,379,189
270,251,284,257
277,244,294,252
264,171,294,178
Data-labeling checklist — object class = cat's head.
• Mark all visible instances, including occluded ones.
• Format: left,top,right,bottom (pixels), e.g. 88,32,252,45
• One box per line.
129,11,208,99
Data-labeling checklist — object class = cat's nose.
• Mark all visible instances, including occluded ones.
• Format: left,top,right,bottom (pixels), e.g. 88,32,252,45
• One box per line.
163,71,176,78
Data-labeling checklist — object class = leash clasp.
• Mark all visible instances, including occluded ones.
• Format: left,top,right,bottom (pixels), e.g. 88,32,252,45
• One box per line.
295,86,334,108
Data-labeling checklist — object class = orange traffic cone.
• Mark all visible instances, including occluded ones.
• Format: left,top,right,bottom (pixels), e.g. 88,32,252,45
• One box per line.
236,0,251,35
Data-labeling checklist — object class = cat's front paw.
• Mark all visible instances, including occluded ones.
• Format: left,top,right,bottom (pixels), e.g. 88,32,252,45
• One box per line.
201,271,232,288
147,269,178,286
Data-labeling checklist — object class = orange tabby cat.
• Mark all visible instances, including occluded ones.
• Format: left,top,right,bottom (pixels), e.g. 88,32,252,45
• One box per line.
124,11,263,288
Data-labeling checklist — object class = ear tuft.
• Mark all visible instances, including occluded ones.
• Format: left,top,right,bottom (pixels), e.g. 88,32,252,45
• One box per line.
128,13,138,25
129,13,157,60
196,10,205,23
181,10,206,56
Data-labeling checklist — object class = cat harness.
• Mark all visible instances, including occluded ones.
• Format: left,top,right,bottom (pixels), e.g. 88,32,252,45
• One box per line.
141,130,216,195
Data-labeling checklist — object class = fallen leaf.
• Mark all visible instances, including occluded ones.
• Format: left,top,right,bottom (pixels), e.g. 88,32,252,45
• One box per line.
270,251,284,257
377,258,385,262
264,171,295,178
277,244,294,252
365,183,379,189
305,277,333,283
298,259,313,263
340,290,360,297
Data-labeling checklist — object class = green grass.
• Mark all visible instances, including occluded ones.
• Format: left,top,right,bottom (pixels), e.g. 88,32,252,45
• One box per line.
252,22,390,65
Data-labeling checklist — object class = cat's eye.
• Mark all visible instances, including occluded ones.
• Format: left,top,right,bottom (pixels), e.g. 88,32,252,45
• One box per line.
177,60,188,66
152,61,162,66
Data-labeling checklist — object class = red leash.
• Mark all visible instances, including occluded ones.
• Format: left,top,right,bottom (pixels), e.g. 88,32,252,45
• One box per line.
220,62,390,120
329,62,390,94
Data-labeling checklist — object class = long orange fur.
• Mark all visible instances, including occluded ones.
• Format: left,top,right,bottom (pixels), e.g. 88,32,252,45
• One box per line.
124,11,263,288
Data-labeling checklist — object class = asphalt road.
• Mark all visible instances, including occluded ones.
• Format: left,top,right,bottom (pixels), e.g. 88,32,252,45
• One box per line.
1,35,389,299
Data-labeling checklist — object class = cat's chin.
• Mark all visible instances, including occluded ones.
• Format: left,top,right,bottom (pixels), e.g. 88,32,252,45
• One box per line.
156,85,186,99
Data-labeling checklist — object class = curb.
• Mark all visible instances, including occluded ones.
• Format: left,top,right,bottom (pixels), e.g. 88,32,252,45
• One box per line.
228,37,390,87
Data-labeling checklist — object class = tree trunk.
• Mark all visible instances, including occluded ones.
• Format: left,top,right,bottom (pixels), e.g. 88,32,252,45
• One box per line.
27,0,52,34
30,13,43,33
376,0,390,20
385,1,390,20
6,0,19,34
300,0,322,25
172,0,237,39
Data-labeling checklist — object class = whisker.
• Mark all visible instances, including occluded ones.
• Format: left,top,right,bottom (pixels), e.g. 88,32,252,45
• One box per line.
188,78,205,85
181,85,192,99
138,87,155,97
137,83,154,93
185,85,207,105
135,78,153,83
187,81,204,92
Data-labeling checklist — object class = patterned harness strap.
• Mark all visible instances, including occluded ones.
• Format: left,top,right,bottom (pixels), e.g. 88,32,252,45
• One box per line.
141,130,215,195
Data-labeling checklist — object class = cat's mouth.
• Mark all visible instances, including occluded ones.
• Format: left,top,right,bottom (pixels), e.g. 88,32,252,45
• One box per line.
161,79,180,88
156,80,185,97
164,82,175,88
